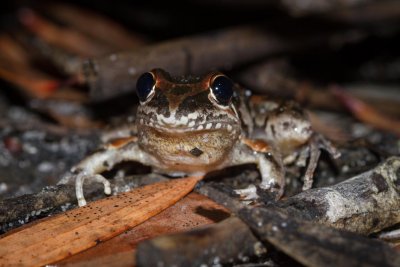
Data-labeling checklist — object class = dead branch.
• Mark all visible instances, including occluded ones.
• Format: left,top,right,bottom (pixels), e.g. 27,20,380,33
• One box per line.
0,184,80,234
83,25,366,101
239,206,400,267
198,157,400,236
238,60,400,118
282,156,400,235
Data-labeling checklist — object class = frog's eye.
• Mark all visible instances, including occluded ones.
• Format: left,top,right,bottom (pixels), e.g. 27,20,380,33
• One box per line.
210,75,234,106
136,72,156,102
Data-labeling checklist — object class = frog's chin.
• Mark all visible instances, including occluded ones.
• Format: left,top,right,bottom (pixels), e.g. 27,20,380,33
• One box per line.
138,124,240,171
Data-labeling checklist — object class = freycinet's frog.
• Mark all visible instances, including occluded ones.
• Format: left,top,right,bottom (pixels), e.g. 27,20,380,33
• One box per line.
59,69,340,206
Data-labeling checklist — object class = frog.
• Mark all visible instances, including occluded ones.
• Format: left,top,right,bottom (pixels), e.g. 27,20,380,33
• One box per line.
59,68,340,206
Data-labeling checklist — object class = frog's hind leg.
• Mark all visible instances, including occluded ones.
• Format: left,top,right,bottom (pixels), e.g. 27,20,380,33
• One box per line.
302,140,321,191
302,134,341,191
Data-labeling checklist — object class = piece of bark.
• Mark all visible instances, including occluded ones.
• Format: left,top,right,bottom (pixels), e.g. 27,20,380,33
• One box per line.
0,177,199,266
239,206,400,267
83,25,366,101
56,192,230,267
0,182,113,234
281,156,400,235
136,216,266,267
0,184,77,234
197,157,400,236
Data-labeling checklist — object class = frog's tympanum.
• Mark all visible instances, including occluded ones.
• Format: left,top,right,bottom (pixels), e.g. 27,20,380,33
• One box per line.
59,69,340,206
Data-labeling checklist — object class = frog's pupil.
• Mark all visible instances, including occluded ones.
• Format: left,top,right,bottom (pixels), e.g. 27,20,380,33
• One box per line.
211,76,233,106
136,72,155,102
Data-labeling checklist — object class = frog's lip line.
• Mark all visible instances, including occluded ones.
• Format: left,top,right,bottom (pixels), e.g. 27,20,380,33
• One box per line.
138,120,239,133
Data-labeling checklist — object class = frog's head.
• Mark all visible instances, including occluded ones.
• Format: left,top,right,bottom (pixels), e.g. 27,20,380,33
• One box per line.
135,68,241,172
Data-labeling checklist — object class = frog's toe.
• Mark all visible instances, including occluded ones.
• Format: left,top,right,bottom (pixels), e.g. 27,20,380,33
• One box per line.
234,185,259,201
92,174,112,195
75,173,111,207
260,180,284,200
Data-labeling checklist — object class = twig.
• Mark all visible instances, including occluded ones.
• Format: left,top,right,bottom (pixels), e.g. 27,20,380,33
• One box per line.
82,25,366,101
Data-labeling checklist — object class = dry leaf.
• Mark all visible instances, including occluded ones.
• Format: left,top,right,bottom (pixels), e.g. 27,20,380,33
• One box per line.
0,176,200,266
56,192,230,266
332,86,400,136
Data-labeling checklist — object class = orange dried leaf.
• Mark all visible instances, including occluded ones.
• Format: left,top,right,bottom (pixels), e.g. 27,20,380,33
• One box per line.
57,193,230,266
0,67,59,98
0,35,31,68
332,86,400,136
18,8,110,57
47,3,144,50
0,176,200,266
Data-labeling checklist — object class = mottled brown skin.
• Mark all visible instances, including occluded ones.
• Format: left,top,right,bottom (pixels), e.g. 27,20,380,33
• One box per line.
59,69,339,206
135,70,241,174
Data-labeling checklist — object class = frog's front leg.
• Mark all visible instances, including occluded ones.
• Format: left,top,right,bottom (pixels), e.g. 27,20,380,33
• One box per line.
59,136,151,206
232,138,285,200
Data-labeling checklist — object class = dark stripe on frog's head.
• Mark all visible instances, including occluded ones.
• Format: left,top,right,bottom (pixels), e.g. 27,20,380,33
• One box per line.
175,91,214,118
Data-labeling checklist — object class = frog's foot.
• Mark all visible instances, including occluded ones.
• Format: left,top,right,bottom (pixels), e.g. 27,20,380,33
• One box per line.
75,173,111,206
235,181,283,201
234,185,259,201
377,228,400,242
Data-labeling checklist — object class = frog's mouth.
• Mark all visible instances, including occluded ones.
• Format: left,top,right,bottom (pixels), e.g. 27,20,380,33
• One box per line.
137,119,240,134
